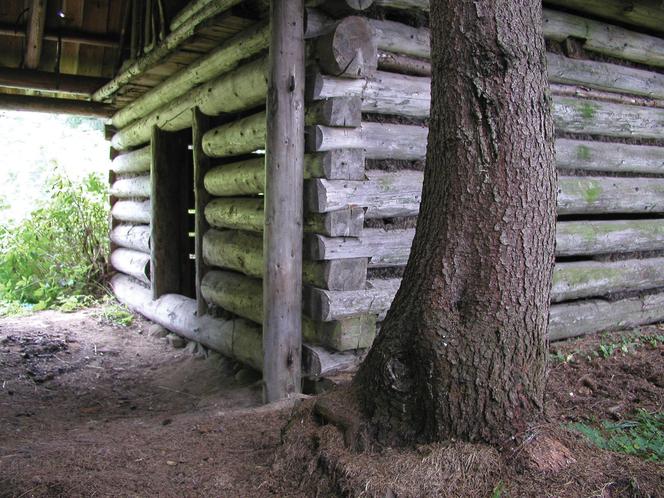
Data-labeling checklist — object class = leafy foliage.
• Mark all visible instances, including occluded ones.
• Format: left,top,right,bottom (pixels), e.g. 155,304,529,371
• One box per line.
569,410,664,462
0,172,108,312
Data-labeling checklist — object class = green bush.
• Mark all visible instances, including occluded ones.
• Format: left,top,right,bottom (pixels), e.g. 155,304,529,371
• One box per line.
0,172,108,311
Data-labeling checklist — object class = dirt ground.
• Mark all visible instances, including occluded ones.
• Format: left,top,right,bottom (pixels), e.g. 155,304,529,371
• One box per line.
0,308,662,497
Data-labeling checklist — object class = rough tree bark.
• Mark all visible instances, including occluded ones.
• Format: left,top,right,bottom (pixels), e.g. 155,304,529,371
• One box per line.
352,0,556,446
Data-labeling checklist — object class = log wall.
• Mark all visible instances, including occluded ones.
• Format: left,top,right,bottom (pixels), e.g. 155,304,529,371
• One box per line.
107,0,664,379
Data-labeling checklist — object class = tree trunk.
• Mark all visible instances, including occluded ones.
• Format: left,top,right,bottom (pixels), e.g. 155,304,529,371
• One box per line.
353,0,556,446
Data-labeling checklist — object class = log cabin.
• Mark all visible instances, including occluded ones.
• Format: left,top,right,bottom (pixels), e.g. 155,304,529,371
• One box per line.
2,0,664,400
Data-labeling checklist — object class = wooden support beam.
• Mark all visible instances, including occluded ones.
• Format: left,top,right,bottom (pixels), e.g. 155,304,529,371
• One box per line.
202,228,367,290
110,224,151,254
110,248,151,284
170,0,216,31
263,0,305,401
0,22,120,48
111,200,151,224
193,108,213,316
150,127,192,299
110,175,151,198
0,94,113,118
111,56,268,150
25,0,47,69
110,145,152,174
0,68,108,96
111,22,270,129
93,0,244,102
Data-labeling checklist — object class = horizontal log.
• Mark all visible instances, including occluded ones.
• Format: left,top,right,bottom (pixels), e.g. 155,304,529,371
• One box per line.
372,0,428,10
542,8,664,68
112,273,353,375
170,0,216,31
552,257,664,302
204,150,366,196
0,67,109,96
111,273,263,370
201,270,370,350
110,224,151,253
546,0,664,36
306,169,422,218
111,57,268,150
93,0,244,102
549,291,664,341
304,257,664,321
550,84,664,110
558,176,664,215
111,200,151,224
202,111,266,158
110,175,151,198
111,22,270,129
555,138,664,175
547,53,664,101
203,229,367,290
553,97,664,139
0,94,113,118
309,122,428,160
377,50,431,76
205,197,363,236
366,18,430,59
0,22,119,48
201,270,263,323
110,146,152,174
308,220,664,264
110,248,151,285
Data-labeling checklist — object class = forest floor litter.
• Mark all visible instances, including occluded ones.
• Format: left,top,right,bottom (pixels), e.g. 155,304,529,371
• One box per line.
0,308,662,497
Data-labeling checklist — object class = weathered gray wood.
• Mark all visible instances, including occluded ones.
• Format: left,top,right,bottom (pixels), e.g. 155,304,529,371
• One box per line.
553,97,664,139
263,0,306,401
550,84,664,109
558,176,664,215
193,108,213,316
367,18,430,59
110,175,151,198
25,0,46,69
545,0,664,37
110,224,151,254
202,111,266,158
111,249,151,285
93,0,244,102
170,0,216,31
302,315,375,351
112,22,270,129
205,198,264,232
315,16,377,78
203,228,367,290
305,97,362,127
557,220,664,256
202,270,264,324
309,122,428,160
549,291,664,342
151,127,192,299
111,273,263,371
111,200,151,224
552,258,664,302
310,71,430,118
304,149,365,180
110,146,152,174
306,170,422,218
0,94,113,118
304,207,364,237
378,50,431,76
542,8,664,69
547,53,664,100
304,278,401,321
112,57,269,150
301,343,362,378
373,0,428,10
555,138,664,174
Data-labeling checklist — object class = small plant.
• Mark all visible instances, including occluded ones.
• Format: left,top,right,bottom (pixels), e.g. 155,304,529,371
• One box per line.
96,300,134,327
568,410,664,462
551,350,576,363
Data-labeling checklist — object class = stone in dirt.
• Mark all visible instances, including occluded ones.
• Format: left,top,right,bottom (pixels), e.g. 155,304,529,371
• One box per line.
148,324,169,338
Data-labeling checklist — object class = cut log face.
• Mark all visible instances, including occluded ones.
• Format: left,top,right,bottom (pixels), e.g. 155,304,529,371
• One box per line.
315,16,377,78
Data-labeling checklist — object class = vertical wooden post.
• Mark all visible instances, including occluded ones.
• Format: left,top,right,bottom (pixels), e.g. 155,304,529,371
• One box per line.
192,107,212,315
263,0,305,402
25,0,47,69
